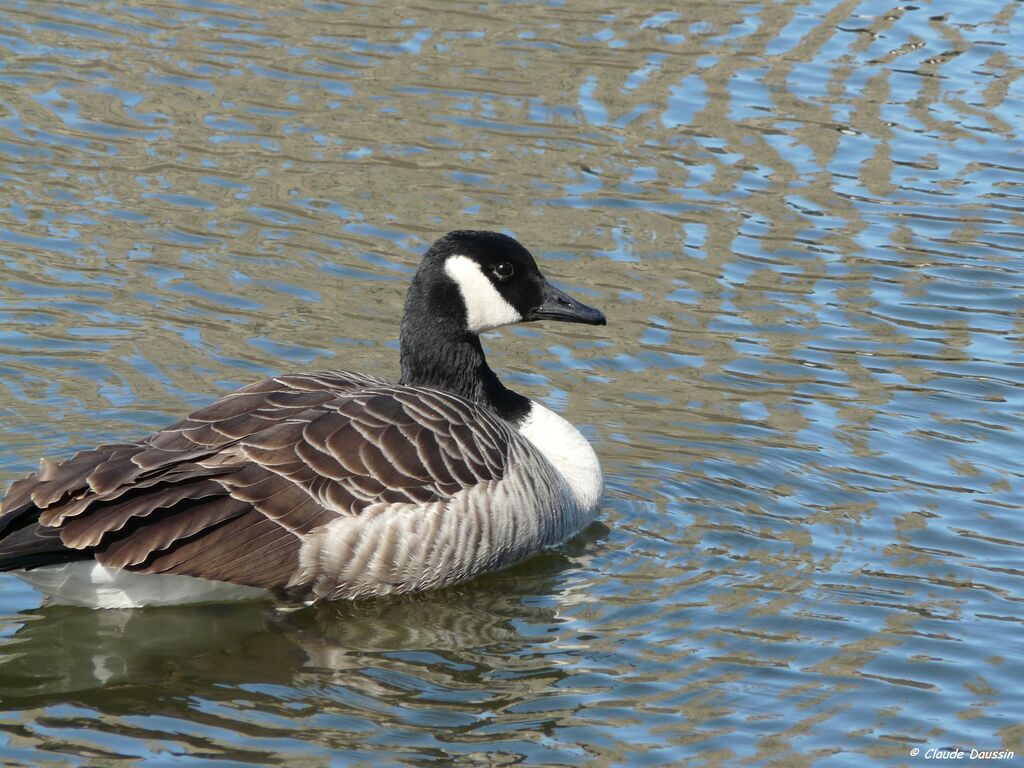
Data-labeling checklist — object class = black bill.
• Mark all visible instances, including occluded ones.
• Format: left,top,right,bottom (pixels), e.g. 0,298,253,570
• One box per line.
529,281,606,325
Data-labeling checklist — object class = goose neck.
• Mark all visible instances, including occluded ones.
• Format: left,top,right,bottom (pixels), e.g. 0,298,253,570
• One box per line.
399,326,529,424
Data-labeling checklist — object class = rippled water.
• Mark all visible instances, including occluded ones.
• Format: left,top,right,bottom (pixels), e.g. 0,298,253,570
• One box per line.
1,0,1022,764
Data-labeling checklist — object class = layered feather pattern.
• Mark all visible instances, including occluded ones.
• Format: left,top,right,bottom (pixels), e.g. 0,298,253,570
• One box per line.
0,371,580,601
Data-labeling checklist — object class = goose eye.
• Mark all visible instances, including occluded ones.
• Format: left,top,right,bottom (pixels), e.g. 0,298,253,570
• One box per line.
493,262,514,280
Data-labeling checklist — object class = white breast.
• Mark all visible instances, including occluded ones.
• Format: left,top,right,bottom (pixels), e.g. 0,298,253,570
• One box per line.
516,400,603,516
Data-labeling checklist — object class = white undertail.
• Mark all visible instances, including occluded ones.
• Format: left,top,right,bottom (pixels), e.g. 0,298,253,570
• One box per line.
17,562,270,608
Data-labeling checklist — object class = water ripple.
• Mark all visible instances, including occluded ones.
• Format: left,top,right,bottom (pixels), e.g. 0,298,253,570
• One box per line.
1,0,1023,764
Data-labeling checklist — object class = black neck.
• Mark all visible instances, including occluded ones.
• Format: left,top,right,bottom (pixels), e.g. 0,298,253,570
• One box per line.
398,318,531,424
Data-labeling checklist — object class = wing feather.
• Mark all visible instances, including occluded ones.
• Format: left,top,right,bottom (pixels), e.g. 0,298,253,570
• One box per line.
0,373,520,598
98,496,251,568
59,479,226,549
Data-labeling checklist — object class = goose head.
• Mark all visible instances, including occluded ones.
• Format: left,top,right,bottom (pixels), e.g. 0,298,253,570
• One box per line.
404,230,606,336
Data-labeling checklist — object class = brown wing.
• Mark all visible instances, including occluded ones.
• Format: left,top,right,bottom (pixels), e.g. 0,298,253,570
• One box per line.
0,371,515,595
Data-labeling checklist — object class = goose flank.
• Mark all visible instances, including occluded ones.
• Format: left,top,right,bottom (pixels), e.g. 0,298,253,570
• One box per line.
0,231,607,607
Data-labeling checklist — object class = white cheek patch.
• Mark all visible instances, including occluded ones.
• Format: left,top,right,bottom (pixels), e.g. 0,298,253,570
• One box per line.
444,254,522,333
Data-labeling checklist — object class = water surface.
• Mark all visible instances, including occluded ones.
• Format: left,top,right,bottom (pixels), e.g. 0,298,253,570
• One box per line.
0,0,1022,765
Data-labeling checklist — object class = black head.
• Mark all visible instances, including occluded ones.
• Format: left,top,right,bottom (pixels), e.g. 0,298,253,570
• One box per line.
406,230,606,335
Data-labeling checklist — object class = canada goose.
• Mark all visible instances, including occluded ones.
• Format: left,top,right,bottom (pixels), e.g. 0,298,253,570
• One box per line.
0,231,606,607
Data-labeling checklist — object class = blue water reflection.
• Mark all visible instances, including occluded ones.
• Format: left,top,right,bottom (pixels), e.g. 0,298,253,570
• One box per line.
0,0,1022,764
